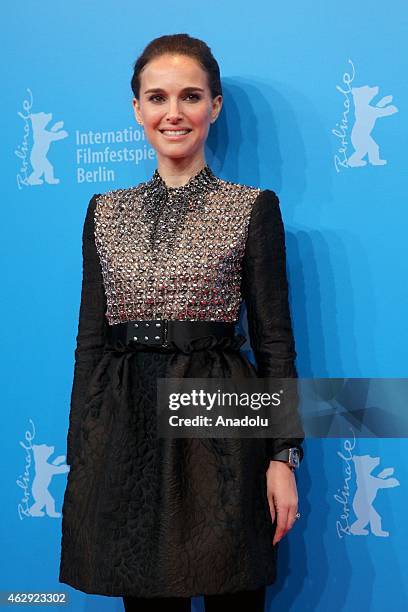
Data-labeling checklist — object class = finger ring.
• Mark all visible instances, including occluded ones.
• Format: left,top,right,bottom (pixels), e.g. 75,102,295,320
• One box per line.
295,512,301,520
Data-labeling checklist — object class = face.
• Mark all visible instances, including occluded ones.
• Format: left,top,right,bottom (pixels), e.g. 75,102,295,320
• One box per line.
132,54,222,163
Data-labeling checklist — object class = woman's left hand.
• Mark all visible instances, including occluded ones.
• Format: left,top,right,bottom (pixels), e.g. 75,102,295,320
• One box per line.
266,460,299,546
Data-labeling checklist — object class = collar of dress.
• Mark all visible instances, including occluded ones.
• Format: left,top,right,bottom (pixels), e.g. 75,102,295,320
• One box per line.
144,163,220,202
140,164,221,251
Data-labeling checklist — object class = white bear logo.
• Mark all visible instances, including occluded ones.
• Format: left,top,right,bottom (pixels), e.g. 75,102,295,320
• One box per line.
27,111,68,185
347,85,398,167
29,444,69,518
350,454,399,537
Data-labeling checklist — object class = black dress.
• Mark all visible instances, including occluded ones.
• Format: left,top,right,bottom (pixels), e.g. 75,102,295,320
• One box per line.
59,164,304,598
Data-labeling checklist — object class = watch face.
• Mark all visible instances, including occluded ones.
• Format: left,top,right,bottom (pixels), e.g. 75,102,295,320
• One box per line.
289,448,300,468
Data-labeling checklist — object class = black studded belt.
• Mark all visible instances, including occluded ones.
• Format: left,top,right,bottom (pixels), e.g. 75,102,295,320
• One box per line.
108,319,236,348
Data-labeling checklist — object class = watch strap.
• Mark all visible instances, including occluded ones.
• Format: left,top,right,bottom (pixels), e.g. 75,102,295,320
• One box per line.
271,447,301,469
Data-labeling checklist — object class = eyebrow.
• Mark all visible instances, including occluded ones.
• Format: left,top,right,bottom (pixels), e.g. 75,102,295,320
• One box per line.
143,87,205,94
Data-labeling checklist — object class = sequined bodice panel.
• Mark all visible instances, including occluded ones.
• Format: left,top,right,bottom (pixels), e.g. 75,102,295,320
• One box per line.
94,165,261,324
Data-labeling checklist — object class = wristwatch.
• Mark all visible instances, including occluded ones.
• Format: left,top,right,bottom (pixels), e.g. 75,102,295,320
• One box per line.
271,447,301,470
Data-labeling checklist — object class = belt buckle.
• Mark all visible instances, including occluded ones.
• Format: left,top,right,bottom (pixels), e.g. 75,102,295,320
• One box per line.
162,319,169,347
132,319,168,347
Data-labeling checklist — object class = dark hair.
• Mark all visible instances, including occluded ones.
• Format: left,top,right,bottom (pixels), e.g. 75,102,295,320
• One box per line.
131,33,222,100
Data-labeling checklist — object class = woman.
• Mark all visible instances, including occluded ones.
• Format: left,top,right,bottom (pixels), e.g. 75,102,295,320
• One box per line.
59,33,304,612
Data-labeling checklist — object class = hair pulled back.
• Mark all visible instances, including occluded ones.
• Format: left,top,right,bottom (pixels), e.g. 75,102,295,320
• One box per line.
131,33,222,100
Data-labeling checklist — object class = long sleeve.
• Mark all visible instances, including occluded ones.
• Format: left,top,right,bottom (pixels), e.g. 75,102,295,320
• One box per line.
66,194,108,466
241,189,305,464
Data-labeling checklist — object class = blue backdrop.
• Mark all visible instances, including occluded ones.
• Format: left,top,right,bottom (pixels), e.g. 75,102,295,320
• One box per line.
2,1,407,610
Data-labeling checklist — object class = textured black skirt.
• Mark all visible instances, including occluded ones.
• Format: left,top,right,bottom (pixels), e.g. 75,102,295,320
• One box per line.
59,332,277,598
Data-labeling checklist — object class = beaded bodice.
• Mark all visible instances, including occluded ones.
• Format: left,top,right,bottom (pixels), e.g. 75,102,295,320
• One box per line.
93,164,261,324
